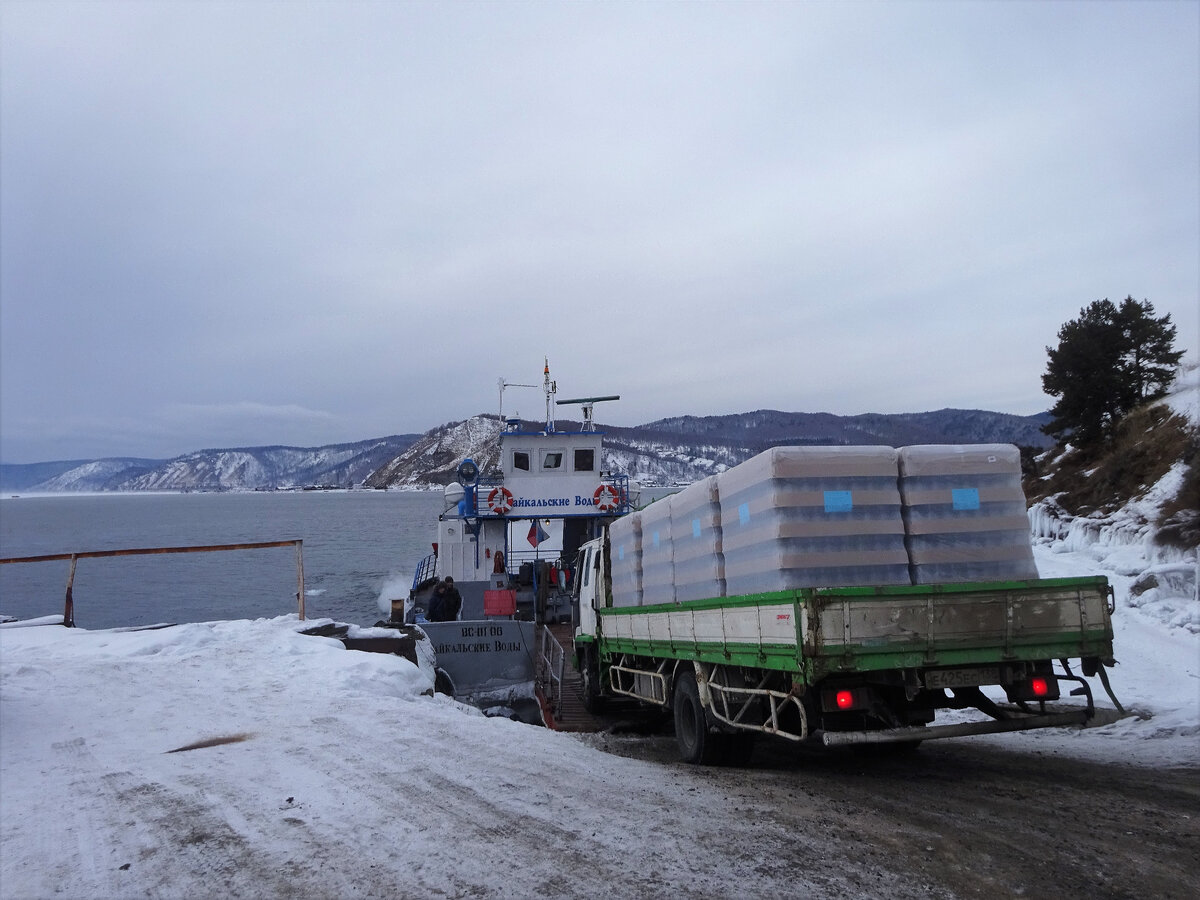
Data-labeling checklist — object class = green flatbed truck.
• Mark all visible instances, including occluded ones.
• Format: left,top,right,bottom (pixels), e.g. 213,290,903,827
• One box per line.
572,534,1119,764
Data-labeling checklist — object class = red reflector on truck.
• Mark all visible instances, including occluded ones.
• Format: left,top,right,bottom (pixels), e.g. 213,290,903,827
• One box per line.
822,686,870,712
1005,672,1060,703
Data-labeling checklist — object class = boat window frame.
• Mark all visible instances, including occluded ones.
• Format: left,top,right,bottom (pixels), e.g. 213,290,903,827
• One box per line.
573,448,595,472
541,450,564,470
512,450,530,471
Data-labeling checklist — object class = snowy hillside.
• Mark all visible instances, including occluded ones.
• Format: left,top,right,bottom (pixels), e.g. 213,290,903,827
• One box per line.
363,416,743,489
1029,365,1200,632
638,408,1055,450
362,406,1059,490
29,458,163,492
7,437,418,492
364,418,503,489
601,437,741,484
6,406,1059,493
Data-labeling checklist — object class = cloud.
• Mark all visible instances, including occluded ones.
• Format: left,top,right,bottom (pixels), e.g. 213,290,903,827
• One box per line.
1,1,1196,462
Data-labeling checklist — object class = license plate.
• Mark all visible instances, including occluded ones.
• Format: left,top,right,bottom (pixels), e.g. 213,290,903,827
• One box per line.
925,666,1000,689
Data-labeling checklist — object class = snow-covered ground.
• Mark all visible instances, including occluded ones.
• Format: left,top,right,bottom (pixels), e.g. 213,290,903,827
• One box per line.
3,362,1198,897
2,534,1197,898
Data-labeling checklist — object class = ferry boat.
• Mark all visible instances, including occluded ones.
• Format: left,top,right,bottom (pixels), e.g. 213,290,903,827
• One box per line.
397,361,632,722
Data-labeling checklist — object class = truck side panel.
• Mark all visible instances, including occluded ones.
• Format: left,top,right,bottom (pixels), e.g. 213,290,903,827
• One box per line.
807,577,1112,677
597,576,1112,681
601,593,806,672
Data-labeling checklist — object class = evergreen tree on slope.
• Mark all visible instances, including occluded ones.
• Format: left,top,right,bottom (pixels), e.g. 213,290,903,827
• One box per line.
1042,296,1184,447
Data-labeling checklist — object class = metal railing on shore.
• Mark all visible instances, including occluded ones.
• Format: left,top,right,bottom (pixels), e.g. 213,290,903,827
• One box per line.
0,540,306,627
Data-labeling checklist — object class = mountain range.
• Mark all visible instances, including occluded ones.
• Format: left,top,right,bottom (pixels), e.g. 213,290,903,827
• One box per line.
1,407,1052,493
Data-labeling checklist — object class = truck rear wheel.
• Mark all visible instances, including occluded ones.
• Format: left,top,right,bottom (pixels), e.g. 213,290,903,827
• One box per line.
674,670,723,765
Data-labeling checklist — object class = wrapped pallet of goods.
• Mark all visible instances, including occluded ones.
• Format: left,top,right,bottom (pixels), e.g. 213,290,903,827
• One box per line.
717,446,910,595
898,444,1039,584
638,495,676,606
669,475,726,603
608,509,643,608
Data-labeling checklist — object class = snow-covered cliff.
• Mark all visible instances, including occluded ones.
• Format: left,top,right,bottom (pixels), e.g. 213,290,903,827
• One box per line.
1029,367,1199,632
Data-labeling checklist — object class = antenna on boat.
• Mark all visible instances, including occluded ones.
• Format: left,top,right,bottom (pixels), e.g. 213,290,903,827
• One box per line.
498,375,539,430
556,394,620,432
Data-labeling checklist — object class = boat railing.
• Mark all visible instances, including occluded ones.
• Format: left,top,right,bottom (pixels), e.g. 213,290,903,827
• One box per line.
503,551,566,575
411,552,438,592
535,624,565,716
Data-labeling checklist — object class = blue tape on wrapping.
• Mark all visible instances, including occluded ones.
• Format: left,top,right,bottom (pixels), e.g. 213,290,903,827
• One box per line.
692,518,701,539
952,488,981,511
824,490,853,513
738,503,750,526
653,531,660,548
618,546,624,561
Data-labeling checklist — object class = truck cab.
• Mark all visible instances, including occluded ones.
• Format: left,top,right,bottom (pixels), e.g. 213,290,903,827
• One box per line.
571,533,608,710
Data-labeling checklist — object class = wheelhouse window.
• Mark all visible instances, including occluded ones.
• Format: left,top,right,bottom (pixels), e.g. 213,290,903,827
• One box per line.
512,451,530,471
542,451,563,469
573,448,595,472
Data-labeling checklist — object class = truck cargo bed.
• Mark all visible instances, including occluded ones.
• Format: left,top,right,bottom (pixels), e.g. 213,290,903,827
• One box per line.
597,576,1113,683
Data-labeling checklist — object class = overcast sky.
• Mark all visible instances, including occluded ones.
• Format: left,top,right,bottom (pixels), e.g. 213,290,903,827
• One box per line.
2,1,1197,464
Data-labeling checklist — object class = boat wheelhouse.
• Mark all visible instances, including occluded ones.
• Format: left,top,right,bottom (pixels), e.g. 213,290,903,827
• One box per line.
402,361,631,712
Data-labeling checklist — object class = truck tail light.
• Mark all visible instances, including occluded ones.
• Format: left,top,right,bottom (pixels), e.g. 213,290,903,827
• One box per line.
822,687,869,712
1007,672,1060,702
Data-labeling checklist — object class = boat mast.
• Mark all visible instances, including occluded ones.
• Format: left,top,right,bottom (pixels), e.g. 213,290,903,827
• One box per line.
543,357,557,433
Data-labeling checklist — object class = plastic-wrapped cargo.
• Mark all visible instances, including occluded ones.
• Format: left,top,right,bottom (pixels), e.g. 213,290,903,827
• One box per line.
608,511,642,608
669,476,725,603
898,444,1039,584
717,446,910,594
638,496,676,606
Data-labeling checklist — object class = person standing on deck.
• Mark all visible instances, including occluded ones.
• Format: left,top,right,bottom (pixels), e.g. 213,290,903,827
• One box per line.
427,581,447,622
442,577,462,621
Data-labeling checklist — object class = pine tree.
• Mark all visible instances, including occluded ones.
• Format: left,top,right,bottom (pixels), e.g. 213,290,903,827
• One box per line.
1115,296,1184,409
1042,297,1183,447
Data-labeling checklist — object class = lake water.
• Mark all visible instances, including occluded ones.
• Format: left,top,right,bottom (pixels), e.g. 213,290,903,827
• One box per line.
0,491,445,629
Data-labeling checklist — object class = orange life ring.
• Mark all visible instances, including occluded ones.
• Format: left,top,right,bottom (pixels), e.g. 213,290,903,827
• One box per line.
593,483,621,512
487,487,515,515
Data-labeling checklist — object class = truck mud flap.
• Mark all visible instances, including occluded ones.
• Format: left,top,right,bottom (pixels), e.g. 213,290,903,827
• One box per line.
819,710,1093,747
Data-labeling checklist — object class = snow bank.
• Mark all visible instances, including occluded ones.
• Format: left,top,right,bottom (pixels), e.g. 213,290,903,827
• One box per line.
1010,369,1199,757
1029,369,1199,632
1029,462,1198,635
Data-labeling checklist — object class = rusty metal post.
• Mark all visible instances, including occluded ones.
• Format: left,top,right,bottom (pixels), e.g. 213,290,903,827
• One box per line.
63,555,78,627
296,540,306,621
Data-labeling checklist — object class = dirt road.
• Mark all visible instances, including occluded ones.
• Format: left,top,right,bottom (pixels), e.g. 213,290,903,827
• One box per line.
580,729,1199,899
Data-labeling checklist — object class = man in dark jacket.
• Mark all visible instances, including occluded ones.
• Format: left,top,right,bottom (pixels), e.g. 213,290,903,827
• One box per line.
426,581,447,622
442,577,462,621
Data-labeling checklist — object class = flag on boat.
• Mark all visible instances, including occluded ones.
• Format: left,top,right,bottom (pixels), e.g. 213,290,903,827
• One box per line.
527,520,550,547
